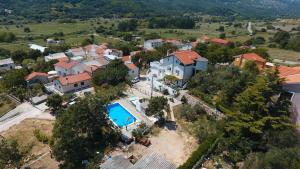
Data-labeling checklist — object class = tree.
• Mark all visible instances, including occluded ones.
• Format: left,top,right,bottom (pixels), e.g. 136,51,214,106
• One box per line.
0,139,30,169
27,49,42,60
92,59,129,86
117,19,137,32
23,27,31,33
272,31,290,48
11,50,27,64
51,97,119,168
145,96,169,122
46,94,63,113
219,33,226,39
1,69,28,90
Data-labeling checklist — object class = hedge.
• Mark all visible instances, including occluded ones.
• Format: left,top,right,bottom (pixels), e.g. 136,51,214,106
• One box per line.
178,135,219,169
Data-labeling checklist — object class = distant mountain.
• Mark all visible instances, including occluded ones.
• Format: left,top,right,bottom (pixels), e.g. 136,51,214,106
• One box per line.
1,0,300,20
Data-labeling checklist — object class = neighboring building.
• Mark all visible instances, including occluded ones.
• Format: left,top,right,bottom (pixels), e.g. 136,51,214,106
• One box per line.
144,39,163,50
125,63,139,80
29,44,47,53
46,38,64,45
101,152,176,169
45,52,68,62
54,72,92,93
210,38,232,46
54,61,80,76
278,65,300,129
0,58,15,71
66,47,86,58
147,50,208,94
104,49,123,61
278,66,300,93
233,53,267,71
25,72,49,87
164,39,192,50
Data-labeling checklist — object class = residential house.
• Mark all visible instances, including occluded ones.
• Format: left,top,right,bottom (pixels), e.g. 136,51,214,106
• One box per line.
66,47,86,58
25,72,49,87
233,53,267,71
125,63,139,80
144,39,163,50
104,49,123,61
164,39,192,50
45,52,68,62
101,152,176,169
147,50,208,94
46,38,64,45
53,72,92,93
0,58,15,71
278,65,300,128
54,60,81,76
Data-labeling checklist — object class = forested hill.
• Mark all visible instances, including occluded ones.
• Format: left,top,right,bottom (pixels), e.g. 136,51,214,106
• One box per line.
1,0,300,20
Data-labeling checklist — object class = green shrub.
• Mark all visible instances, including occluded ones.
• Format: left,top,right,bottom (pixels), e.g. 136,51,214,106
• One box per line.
33,129,51,144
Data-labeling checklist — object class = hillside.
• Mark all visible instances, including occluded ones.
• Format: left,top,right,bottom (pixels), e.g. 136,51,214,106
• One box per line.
1,0,300,20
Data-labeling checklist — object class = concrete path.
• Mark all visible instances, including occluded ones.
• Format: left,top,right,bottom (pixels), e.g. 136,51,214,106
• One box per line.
0,102,54,132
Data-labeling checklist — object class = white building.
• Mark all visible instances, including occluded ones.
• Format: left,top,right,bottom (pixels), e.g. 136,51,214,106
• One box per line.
54,72,92,93
144,39,163,50
29,44,47,53
54,61,83,76
0,58,15,71
147,50,208,95
104,49,123,61
125,63,139,80
45,53,68,62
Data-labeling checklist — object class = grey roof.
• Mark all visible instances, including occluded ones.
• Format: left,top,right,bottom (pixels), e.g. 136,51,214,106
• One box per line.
130,152,176,169
197,57,208,62
0,58,14,65
101,155,134,169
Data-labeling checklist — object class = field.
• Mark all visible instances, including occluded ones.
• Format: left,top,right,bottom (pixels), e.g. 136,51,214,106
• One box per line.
142,22,249,40
0,19,119,51
0,119,58,169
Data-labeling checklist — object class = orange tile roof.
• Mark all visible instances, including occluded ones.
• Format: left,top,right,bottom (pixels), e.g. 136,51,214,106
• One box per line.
25,72,48,81
285,74,300,84
58,72,91,86
278,66,300,77
241,53,266,63
174,50,201,65
210,38,231,45
56,56,69,62
54,61,78,69
125,63,137,70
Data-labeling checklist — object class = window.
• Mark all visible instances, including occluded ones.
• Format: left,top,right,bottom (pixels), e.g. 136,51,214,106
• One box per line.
81,82,85,86
167,67,171,71
74,83,78,87
132,70,135,73
175,70,180,76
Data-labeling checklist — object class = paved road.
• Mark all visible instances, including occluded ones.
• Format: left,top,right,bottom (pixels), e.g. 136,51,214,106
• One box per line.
0,102,54,132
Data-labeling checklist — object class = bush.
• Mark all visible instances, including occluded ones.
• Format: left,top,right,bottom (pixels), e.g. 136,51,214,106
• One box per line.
178,135,219,169
33,129,51,144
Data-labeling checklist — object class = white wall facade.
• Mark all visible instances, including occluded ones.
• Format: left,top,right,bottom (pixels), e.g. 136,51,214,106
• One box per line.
54,79,92,93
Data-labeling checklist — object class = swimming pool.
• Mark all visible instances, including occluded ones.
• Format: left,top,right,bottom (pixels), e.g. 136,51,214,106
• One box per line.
107,103,137,128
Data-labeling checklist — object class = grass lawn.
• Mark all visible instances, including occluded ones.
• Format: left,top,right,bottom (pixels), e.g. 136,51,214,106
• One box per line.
0,95,16,117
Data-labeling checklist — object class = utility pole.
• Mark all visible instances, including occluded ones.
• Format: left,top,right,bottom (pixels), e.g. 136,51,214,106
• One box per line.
151,75,154,98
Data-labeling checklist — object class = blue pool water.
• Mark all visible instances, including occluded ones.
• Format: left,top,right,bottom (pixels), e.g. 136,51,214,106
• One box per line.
107,103,137,128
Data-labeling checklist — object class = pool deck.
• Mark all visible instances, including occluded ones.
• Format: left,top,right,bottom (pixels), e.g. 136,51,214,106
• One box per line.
114,99,153,138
